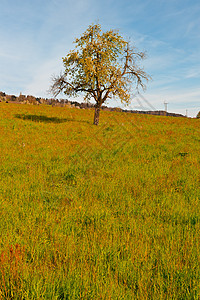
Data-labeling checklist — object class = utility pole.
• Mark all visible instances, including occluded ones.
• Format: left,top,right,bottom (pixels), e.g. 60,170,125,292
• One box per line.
164,101,168,116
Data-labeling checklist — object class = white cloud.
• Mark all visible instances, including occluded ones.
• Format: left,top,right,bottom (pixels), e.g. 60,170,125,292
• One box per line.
185,67,200,79
23,57,63,97
0,0,199,118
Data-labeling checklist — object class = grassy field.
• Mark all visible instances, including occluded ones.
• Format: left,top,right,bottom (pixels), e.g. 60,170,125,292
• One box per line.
0,102,200,299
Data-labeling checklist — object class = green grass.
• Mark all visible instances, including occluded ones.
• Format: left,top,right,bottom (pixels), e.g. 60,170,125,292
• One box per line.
0,102,200,299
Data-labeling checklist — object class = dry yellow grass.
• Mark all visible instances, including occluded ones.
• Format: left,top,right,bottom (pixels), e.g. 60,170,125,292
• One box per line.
0,102,200,299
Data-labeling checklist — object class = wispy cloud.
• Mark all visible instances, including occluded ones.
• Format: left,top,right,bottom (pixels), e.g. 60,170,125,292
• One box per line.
0,0,199,117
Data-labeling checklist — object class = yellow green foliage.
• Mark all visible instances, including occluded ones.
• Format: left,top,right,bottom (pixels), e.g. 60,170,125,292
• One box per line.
0,102,200,299
50,23,150,125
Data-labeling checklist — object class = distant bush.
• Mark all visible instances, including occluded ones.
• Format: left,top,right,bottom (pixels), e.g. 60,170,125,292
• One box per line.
0,91,6,97
197,111,200,119
18,93,26,102
10,95,17,101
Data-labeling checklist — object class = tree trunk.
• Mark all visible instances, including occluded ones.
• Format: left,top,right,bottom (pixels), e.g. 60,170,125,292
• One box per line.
93,104,101,125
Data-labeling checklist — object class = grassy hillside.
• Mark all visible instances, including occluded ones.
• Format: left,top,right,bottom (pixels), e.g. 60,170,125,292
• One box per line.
0,102,200,299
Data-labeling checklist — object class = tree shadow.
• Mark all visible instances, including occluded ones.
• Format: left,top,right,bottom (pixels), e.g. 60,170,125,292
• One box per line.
15,114,90,124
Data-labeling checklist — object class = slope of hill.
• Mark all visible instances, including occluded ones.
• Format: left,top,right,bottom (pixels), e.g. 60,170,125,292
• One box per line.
0,91,187,118
0,102,199,299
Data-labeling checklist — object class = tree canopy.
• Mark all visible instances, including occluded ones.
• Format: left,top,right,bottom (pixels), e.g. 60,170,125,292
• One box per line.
50,24,150,124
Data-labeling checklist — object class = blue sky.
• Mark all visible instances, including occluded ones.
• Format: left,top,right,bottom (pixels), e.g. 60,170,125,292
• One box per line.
0,0,199,117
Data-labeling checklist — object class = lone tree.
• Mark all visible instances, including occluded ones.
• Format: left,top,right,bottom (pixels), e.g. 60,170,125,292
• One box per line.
50,24,150,125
